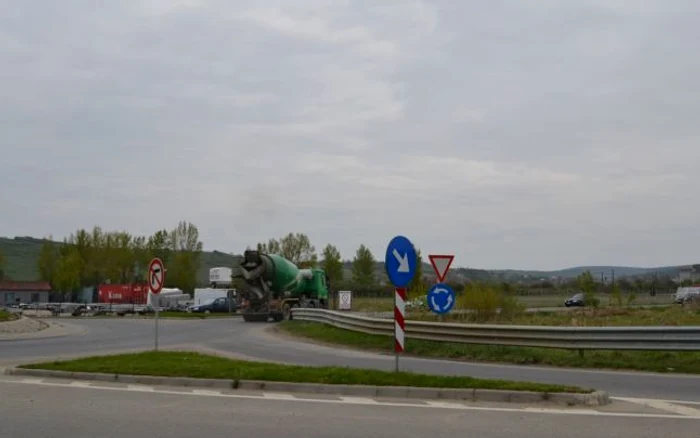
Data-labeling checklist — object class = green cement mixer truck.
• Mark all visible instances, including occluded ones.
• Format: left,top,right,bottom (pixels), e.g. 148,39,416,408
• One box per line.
234,250,330,322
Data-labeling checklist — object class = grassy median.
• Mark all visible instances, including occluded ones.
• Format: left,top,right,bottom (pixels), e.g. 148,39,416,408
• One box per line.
279,321,700,374
18,351,588,393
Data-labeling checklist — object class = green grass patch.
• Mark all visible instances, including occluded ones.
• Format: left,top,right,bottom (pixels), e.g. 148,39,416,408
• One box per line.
18,351,587,393
411,305,700,326
279,321,700,374
0,310,16,322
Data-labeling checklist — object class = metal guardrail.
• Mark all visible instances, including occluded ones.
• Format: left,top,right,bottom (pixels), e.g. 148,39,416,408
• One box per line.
291,308,700,351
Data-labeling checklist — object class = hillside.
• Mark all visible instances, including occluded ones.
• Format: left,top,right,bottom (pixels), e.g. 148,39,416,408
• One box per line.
0,237,241,286
0,236,689,285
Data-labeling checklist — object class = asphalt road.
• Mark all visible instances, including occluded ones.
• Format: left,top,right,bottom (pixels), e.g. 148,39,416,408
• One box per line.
1,318,699,402
2,376,699,438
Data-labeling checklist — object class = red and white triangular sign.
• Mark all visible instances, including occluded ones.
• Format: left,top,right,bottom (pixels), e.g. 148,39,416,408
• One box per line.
429,254,454,283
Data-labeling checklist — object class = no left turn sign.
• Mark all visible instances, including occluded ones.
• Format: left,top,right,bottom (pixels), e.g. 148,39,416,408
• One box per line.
148,258,165,295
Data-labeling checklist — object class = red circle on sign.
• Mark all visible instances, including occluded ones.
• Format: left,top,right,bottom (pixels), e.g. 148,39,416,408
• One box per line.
148,258,165,295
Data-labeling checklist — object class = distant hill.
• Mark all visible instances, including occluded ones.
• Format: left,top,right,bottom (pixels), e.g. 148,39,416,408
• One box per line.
0,236,241,286
491,265,685,280
0,236,690,285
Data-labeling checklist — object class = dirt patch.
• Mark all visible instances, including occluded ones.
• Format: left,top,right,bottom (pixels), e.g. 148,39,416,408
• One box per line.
0,317,49,335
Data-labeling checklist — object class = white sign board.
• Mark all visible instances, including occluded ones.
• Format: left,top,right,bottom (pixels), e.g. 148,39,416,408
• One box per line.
338,291,352,310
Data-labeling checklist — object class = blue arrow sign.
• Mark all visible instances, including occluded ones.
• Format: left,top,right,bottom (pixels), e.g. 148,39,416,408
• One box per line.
384,235,417,288
427,283,455,315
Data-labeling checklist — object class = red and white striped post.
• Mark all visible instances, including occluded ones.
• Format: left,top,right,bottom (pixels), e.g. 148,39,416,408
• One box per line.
394,287,406,371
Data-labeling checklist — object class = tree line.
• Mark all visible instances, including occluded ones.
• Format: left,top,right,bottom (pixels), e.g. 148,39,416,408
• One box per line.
36,221,203,298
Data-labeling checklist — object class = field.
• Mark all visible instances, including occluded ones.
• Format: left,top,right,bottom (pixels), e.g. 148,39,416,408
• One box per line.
18,351,587,393
411,304,700,325
350,293,676,313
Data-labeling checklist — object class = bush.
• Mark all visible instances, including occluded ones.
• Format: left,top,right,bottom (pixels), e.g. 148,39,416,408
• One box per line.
458,283,525,322
609,284,623,307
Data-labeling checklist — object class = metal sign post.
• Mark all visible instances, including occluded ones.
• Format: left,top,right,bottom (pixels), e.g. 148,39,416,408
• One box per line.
148,258,165,351
384,236,417,372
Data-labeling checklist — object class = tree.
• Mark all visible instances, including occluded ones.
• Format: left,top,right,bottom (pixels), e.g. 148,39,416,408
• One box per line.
54,246,83,301
352,244,375,286
258,233,317,268
146,229,172,270
257,239,281,255
0,247,5,281
576,270,599,307
408,248,425,298
37,237,58,287
321,244,343,284
167,221,203,293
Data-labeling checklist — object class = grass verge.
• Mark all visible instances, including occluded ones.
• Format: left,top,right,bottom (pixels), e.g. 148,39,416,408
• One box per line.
0,310,17,322
412,305,700,326
279,321,700,374
18,351,588,393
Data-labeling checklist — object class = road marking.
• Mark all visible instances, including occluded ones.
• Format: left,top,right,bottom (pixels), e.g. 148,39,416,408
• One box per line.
1,378,700,420
68,381,92,387
339,396,380,404
426,401,472,409
127,384,155,392
191,389,223,396
612,396,700,407
20,378,44,384
612,397,700,417
262,392,297,400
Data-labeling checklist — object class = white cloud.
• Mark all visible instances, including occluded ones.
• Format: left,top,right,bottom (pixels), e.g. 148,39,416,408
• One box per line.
1,0,699,270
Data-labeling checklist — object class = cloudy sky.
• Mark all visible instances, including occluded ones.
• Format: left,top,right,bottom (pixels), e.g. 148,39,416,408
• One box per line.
2,1,699,270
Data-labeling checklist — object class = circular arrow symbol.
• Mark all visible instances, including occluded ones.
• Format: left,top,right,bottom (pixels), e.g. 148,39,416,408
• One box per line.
427,283,455,315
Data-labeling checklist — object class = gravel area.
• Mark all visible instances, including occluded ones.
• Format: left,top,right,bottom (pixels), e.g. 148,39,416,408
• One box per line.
0,317,48,334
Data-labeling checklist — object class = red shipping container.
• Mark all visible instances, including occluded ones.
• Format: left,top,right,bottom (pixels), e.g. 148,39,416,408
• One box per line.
98,284,148,305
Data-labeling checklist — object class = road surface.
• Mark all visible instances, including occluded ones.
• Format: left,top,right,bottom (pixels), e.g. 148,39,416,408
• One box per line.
1,317,699,402
2,375,699,438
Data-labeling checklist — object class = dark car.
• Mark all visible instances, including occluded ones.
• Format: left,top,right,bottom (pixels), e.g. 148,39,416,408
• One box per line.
187,297,235,314
564,293,585,307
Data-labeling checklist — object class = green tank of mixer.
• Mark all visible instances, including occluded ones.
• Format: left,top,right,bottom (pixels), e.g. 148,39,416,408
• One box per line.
234,250,330,322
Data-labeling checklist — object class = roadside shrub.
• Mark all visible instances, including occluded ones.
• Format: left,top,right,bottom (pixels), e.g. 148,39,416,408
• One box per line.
609,284,623,307
458,282,525,322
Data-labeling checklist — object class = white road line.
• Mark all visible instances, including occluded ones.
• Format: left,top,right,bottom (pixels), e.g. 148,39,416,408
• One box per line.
191,389,223,396
20,378,45,384
127,384,155,392
612,397,700,407
339,396,380,404
1,378,700,420
426,401,472,409
68,381,92,387
612,397,700,417
262,392,297,400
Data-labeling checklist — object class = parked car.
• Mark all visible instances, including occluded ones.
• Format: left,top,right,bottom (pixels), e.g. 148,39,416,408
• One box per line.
564,293,585,307
187,297,236,313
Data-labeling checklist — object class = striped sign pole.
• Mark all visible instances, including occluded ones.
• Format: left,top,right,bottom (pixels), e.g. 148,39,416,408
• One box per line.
385,235,417,374
394,287,406,371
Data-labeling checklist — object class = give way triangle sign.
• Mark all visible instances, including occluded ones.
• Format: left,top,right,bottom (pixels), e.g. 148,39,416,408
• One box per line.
429,254,454,283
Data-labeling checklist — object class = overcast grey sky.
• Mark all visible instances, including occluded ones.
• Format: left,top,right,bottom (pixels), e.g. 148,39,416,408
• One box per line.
1,1,699,270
